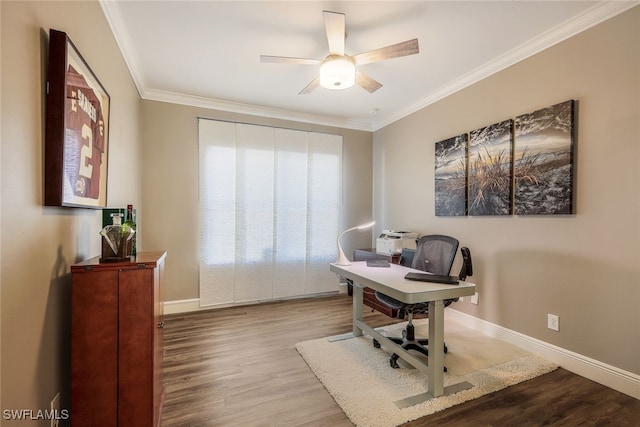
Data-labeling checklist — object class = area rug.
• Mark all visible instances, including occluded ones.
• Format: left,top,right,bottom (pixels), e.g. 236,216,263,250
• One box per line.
295,318,557,427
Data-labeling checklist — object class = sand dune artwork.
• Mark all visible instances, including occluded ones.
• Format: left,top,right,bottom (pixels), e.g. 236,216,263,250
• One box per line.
435,133,468,216
433,100,575,217
468,119,513,216
514,100,575,215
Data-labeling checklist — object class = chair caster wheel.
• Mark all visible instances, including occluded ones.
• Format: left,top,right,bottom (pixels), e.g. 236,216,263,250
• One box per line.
444,345,448,354
373,339,381,348
444,366,448,373
390,354,400,369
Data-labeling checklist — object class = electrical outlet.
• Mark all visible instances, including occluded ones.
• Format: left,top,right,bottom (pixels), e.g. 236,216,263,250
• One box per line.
548,314,559,331
51,392,60,427
470,293,479,305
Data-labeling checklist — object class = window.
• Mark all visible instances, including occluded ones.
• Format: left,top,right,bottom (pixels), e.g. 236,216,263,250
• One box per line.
199,119,342,306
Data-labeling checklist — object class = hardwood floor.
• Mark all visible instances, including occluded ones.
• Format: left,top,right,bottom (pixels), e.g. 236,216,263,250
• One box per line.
161,294,640,426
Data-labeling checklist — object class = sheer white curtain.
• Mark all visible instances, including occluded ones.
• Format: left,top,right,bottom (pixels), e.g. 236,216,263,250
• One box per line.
198,119,342,307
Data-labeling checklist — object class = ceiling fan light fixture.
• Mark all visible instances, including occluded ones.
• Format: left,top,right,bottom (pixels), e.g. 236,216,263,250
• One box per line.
320,56,355,90
261,11,419,94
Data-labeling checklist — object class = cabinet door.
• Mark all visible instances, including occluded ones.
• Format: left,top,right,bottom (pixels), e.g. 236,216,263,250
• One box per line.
71,269,118,426
118,268,154,426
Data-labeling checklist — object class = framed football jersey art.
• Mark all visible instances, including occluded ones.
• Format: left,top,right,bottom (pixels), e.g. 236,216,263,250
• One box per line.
44,29,110,208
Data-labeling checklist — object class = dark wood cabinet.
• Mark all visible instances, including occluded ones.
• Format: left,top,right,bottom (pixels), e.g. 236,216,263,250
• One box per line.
351,249,401,317
71,251,166,427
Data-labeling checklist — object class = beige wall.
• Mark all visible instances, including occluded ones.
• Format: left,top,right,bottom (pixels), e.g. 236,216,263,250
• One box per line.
1,0,142,419
373,7,640,375
141,100,374,302
0,1,371,414
2,0,637,418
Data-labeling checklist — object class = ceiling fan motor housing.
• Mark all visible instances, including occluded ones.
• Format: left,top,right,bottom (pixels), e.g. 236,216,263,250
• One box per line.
320,55,356,90
260,11,419,94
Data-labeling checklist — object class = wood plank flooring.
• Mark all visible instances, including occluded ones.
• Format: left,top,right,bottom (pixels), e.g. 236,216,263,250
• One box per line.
161,294,640,426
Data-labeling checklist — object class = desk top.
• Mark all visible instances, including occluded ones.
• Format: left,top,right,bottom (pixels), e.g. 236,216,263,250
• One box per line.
331,261,475,304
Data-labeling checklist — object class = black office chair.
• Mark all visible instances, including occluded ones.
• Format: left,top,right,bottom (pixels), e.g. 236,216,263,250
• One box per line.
373,235,472,368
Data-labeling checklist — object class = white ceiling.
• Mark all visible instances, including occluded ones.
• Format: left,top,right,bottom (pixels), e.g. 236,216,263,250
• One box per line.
100,1,637,131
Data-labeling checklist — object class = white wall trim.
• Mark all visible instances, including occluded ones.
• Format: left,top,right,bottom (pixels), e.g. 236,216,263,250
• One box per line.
163,298,201,315
99,0,146,97
164,297,640,399
372,1,640,131
163,298,259,314
447,309,640,400
163,291,345,315
99,0,638,133
143,89,373,132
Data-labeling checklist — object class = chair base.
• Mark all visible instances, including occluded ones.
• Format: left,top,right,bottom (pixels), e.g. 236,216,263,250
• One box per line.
373,324,448,370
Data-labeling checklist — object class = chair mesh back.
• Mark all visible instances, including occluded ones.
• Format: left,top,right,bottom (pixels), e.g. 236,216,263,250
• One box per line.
411,235,459,275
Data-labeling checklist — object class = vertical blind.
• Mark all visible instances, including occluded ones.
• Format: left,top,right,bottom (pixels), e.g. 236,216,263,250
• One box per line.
198,119,343,306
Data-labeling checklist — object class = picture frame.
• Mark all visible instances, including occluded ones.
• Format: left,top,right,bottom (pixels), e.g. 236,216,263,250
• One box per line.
434,133,468,216
514,100,576,215
44,29,110,208
467,119,513,216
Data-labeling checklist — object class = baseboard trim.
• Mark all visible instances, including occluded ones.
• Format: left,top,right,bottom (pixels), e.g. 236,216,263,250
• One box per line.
163,291,344,315
163,298,201,315
162,298,639,399
447,309,640,400
163,297,290,315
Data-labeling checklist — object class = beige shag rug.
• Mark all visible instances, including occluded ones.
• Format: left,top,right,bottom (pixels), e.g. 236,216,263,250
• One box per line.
296,319,557,427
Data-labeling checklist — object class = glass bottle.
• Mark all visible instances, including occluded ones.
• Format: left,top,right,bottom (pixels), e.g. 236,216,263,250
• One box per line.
100,212,135,261
123,204,137,256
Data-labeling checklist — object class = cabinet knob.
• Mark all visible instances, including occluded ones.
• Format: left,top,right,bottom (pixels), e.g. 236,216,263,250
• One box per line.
157,321,165,329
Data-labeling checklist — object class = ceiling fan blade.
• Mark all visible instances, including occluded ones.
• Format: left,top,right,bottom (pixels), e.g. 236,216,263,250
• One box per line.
323,11,345,56
260,55,322,65
356,71,383,93
299,77,320,95
353,38,419,65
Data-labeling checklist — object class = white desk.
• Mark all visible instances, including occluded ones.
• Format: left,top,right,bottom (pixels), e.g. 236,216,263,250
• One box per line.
330,261,476,406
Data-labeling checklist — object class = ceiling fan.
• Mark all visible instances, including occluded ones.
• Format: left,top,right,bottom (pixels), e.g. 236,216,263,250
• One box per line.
260,10,419,94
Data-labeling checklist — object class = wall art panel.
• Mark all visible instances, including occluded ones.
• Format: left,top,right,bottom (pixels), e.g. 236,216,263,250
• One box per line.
435,134,468,216
468,120,513,216
514,100,575,215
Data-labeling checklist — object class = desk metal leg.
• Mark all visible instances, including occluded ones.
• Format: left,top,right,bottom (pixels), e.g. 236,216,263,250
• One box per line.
352,284,364,337
394,299,473,408
428,300,445,397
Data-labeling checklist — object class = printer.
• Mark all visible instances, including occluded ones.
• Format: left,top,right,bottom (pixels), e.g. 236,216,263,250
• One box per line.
376,230,418,255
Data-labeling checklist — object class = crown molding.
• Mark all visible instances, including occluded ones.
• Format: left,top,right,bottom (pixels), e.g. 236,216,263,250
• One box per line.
99,0,373,131
99,0,146,97
100,0,638,133
142,88,374,131
371,1,640,131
